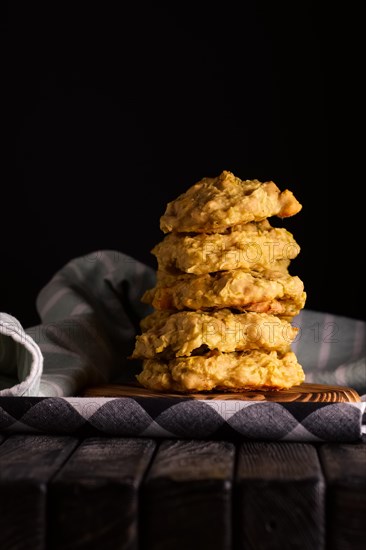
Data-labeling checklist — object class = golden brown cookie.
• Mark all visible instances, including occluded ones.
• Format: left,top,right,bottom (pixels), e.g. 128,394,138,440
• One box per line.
132,309,298,358
160,170,302,234
153,219,300,275
137,349,305,392
142,268,306,319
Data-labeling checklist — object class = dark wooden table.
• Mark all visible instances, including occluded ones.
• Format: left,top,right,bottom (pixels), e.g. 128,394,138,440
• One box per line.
0,434,365,550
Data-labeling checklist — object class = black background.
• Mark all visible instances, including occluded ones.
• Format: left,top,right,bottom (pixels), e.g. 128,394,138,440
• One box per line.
2,2,364,327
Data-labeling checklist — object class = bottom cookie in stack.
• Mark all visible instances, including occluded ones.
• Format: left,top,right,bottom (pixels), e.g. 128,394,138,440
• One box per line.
132,310,305,392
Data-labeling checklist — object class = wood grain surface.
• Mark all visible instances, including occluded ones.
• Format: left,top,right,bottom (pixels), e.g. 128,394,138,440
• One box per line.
48,437,156,550
0,435,364,548
82,382,361,402
0,435,78,550
235,442,325,550
319,442,366,550
141,440,235,550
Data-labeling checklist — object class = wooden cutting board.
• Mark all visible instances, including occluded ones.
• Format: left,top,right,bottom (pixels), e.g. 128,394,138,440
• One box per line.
82,382,361,402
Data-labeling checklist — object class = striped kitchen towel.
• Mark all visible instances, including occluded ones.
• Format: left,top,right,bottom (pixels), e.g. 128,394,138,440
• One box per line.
0,251,155,397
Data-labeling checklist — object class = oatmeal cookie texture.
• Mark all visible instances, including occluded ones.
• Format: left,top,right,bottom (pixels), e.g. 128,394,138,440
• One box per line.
152,219,300,275
142,268,306,316
160,170,302,233
132,170,306,392
138,351,305,392
132,310,298,357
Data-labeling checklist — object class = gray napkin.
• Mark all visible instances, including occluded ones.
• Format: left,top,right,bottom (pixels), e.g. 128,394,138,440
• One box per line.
0,313,43,396
1,251,154,396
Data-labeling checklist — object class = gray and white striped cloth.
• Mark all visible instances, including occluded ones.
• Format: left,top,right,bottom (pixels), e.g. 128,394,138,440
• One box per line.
1,250,365,399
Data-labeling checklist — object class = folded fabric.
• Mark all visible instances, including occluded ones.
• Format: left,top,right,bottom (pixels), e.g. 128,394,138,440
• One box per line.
0,313,43,396
0,250,365,441
36,251,157,396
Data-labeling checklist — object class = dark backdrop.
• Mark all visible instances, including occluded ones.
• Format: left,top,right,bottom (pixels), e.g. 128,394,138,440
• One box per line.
2,2,364,327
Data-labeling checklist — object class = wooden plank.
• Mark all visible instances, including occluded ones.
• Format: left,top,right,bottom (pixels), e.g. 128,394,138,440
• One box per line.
48,437,156,550
83,382,360,402
319,442,366,549
0,434,78,550
141,439,235,550
236,442,325,550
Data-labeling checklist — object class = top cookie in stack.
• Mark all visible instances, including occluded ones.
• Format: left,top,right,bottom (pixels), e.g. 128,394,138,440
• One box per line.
132,170,306,393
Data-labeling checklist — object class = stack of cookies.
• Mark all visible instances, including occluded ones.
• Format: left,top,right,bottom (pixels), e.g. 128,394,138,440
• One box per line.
132,170,306,392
